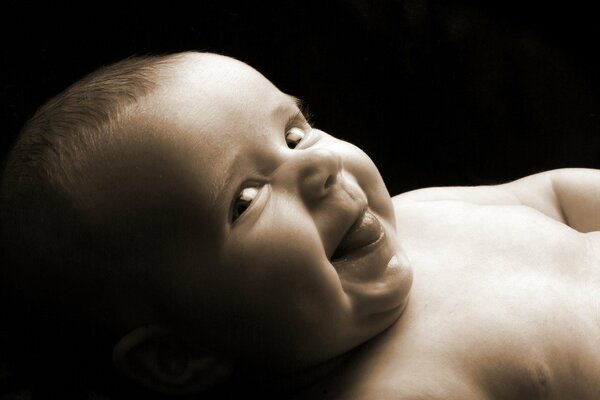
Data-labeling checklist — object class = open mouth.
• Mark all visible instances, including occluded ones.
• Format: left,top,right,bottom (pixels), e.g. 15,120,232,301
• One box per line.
331,209,384,262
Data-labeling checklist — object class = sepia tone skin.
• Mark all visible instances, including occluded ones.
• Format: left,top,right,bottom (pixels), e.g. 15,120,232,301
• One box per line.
107,53,413,394
298,174,600,399
98,53,600,398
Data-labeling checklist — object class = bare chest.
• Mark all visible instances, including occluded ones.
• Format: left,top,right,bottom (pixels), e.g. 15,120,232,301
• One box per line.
395,201,600,287
299,202,600,399
388,201,600,398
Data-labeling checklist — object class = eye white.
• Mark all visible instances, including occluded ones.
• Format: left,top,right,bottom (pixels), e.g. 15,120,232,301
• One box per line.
285,127,306,149
240,187,258,202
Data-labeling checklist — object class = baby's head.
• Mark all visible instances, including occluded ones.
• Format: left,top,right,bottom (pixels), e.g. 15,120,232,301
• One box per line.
1,52,412,395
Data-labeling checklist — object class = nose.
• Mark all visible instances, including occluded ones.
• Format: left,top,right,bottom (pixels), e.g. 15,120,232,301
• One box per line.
275,148,342,202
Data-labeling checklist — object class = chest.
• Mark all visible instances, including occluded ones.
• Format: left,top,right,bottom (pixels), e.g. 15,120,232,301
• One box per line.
395,201,598,284
297,202,600,399
387,201,600,397
360,202,600,398
393,201,600,350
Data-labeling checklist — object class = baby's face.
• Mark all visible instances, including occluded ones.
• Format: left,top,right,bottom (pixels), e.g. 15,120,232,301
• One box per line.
131,53,412,368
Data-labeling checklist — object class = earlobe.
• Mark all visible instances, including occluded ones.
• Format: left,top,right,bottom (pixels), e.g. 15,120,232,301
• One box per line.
112,324,233,394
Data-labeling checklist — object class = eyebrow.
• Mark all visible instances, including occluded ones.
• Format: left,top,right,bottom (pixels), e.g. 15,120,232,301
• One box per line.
288,94,304,108
271,94,304,119
289,95,305,110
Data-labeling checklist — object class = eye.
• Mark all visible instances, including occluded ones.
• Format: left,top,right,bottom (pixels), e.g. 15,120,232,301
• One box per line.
285,127,306,149
232,186,260,222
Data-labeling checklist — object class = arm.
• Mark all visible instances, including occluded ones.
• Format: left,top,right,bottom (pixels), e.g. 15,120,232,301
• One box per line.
499,168,600,232
396,168,600,232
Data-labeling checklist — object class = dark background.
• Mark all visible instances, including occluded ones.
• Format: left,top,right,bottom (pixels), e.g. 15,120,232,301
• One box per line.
1,1,600,397
2,1,600,195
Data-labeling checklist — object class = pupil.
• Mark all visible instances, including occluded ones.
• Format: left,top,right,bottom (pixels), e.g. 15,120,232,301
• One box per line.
236,202,249,215
286,128,304,149
286,137,298,149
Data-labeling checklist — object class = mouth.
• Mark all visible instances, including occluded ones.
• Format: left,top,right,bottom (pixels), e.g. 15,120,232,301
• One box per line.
331,209,384,262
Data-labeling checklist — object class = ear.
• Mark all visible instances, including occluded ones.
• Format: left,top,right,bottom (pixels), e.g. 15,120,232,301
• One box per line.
112,324,233,394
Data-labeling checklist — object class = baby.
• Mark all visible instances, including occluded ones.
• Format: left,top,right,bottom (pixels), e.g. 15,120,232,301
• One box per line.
1,51,599,399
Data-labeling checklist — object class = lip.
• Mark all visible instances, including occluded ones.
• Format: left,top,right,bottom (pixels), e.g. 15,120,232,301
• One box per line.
331,210,396,281
331,209,384,263
327,175,396,280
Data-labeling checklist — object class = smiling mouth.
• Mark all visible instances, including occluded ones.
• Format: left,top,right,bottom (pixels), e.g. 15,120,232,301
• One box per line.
331,209,384,262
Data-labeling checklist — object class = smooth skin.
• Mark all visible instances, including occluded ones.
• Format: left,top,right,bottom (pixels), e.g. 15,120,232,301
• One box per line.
98,53,600,397
296,169,600,399
107,53,412,393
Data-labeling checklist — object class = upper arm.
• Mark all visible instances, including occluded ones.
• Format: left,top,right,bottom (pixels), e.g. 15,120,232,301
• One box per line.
395,168,600,232
394,184,521,205
499,168,600,231
496,170,566,224
546,168,600,232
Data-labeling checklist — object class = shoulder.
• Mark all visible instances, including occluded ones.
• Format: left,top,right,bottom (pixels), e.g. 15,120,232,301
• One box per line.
392,185,518,205
391,188,495,232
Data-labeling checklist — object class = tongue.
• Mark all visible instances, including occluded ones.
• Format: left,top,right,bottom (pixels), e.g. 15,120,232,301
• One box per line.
332,210,382,260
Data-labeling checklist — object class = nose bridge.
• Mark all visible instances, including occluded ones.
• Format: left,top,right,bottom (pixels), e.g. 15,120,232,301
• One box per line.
275,148,342,201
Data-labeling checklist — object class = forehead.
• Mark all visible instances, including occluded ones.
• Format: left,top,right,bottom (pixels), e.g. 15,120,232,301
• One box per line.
139,53,294,158
155,53,286,128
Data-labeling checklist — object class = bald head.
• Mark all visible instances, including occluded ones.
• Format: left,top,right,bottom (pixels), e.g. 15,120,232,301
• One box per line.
0,52,214,332
2,51,318,394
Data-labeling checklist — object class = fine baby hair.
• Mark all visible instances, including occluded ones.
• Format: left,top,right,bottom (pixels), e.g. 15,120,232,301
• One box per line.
5,50,599,400
1,53,197,397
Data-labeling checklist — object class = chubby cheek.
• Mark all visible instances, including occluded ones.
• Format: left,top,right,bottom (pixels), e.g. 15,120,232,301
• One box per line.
222,208,348,326
218,242,348,363
222,207,340,302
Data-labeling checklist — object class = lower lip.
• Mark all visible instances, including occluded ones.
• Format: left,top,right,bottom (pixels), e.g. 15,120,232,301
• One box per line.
332,220,384,263
331,212,394,279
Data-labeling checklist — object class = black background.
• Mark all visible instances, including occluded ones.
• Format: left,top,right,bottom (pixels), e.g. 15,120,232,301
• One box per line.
1,1,600,397
2,0,600,196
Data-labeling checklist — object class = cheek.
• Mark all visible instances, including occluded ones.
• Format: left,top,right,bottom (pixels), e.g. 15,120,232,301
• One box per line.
225,207,345,308
224,204,336,291
220,234,347,352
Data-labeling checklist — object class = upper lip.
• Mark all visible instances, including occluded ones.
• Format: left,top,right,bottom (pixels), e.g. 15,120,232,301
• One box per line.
330,207,368,261
328,176,368,261
339,173,366,207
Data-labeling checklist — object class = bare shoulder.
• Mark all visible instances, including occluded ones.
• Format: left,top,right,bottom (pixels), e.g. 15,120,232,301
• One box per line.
394,168,600,205
392,184,519,206
391,187,518,236
393,168,600,232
